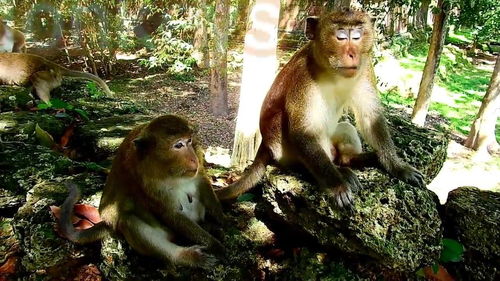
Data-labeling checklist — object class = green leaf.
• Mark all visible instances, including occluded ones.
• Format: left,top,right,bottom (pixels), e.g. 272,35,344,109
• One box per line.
37,103,51,109
237,193,255,202
432,263,439,274
50,98,69,109
440,238,464,263
416,268,425,277
35,123,55,148
74,108,90,121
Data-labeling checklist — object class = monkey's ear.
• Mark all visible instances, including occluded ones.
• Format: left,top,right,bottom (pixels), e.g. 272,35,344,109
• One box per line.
305,16,319,40
133,136,152,153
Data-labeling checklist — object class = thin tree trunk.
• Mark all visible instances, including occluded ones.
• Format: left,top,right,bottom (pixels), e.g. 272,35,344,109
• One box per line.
231,0,280,169
464,55,500,155
210,0,230,116
193,0,210,68
233,0,252,41
411,0,449,126
416,0,431,29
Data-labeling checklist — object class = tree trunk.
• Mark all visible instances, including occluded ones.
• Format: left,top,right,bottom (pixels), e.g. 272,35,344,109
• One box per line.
193,0,210,68
415,0,431,29
231,0,280,169
233,0,252,41
411,0,449,126
210,0,230,116
464,55,500,156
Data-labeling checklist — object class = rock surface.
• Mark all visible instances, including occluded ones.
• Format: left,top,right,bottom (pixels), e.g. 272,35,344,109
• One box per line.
444,186,500,281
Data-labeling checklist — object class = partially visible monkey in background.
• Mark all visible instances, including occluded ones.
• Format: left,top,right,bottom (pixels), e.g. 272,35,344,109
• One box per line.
216,10,425,207
58,115,226,268
0,53,112,103
0,19,25,53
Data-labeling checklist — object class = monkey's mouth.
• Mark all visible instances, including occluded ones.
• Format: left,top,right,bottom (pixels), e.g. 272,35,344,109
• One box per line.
184,168,199,177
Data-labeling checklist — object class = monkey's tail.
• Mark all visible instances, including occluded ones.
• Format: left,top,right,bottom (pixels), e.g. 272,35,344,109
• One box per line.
216,146,271,200
59,182,110,244
64,70,113,95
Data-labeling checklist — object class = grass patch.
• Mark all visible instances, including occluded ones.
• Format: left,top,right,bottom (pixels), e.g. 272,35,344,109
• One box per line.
389,38,499,142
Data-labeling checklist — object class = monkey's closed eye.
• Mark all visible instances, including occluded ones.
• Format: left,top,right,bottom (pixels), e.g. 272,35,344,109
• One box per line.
351,29,362,40
336,29,348,40
188,138,192,144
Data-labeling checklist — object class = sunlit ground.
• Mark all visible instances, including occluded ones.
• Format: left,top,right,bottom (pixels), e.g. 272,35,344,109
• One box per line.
376,41,500,203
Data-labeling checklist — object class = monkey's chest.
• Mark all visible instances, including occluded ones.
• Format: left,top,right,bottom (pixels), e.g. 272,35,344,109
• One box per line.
169,184,205,222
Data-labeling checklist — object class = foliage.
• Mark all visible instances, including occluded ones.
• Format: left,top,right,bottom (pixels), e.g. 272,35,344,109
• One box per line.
138,12,197,77
450,0,500,45
37,98,90,121
416,238,464,276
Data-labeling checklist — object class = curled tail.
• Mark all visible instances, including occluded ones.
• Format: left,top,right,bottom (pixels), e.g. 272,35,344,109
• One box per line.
63,69,113,95
59,182,110,244
216,146,271,200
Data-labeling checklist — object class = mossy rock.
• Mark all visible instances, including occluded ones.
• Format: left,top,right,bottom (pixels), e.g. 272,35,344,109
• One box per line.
0,111,67,143
256,167,442,275
0,85,33,111
253,114,447,276
444,186,500,281
72,114,153,161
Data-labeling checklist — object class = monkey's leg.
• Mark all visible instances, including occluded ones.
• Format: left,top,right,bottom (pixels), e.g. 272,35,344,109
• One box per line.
120,215,217,269
30,70,62,103
353,106,425,187
291,132,362,208
156,209,225,254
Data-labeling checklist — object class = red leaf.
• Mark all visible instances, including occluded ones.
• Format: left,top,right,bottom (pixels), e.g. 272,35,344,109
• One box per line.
0,256,17,275
424,265,455,281
74,219,95,230
49,206,80,224
74,204,102,224
60,123,76,148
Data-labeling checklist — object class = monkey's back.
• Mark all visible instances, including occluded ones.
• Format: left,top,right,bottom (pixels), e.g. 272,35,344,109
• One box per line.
259,44,314,160
0,53,60,85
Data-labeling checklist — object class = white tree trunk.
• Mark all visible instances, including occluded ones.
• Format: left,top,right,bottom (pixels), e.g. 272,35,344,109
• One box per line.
411,0,449,126
231,0,280,169
464,55,500,157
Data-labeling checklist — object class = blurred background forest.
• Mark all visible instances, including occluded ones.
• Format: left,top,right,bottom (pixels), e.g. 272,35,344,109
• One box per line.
0,0,499,280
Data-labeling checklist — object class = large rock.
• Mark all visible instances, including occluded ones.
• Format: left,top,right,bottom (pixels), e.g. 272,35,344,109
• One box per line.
444,186,500,281
255,114,447,276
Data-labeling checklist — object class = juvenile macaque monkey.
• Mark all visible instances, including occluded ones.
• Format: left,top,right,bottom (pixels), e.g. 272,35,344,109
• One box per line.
0,19,25,53
0,53,112,103
59,115,225,268
216,10,425,207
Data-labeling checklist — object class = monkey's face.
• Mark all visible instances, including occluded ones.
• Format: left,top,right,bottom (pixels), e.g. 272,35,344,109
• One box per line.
307,11,374,78
134,115,200,179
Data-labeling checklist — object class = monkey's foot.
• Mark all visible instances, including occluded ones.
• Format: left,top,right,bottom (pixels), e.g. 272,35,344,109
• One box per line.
393,165,426,189
178,245,217,269
329,167,363,208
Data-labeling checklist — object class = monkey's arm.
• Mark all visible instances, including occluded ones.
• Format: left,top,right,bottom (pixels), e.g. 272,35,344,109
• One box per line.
198,177,226,225
289,130,362,208
350,91,425,188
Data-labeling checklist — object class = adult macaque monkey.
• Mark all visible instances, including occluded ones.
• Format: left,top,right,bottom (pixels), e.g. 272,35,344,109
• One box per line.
0,53,112,103
0,19,25,53
59,115,226,268
216,10,425,207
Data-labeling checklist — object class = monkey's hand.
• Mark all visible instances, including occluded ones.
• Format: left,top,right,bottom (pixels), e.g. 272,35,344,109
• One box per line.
392,164,425,188
328,167,363,208
179,245,218,269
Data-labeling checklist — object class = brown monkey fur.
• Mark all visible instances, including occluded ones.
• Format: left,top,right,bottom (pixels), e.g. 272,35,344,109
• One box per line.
0,53,112,103
59,115,225,268
216,10,425,207
0,19,25,53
